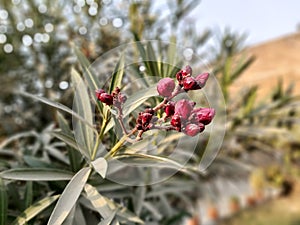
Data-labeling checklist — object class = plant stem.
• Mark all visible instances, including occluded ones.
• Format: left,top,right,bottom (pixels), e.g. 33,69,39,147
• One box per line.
104,128,137,159
115,104,128,135
91,117,109,160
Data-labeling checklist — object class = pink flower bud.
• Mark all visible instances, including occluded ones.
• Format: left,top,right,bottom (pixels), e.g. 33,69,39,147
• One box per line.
95,89,105,99
171,114,181,131
99,93,113,105
175,99,194,120
164,102,175,117
185,124,200,136
192,108,215,125
157,78,175,97
184,123,203,136
183,77,200,91
195,72,209,88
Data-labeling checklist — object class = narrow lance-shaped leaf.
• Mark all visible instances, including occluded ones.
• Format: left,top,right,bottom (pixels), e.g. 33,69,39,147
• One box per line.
145,42,159,77
24,181,33,209
0,168,73,181
11,195,60,225
0,178,7,225
91,157,108,179
51,131,89,159
103,196,144,224
57,111,82,172
71,68,95,159
73,47,100,90
98,212,116,225
73,46,102,109
109,53,125,94
123,84,158,116
47,167,91,225
84,184,114,218
18,91,97,132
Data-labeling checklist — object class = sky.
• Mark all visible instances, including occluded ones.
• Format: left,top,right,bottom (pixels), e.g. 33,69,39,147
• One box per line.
191,0,300,46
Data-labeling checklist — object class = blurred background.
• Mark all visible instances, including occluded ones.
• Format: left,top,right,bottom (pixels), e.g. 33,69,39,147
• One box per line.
0,0,299,224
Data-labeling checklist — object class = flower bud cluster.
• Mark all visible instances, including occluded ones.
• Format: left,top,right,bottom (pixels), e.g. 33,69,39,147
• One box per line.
135,108,156,131
169,99,215,136
95,65,215,139
156,66,215,136
96,87,127,106
175,65,209,91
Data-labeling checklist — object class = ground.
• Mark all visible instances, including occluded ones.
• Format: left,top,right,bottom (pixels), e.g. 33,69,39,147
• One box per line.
220,181,300,225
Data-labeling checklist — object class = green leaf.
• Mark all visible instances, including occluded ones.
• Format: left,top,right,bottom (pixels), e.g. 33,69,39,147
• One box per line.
51,131,89,159
57,112,82,172
48,167,91,225
73,46,104,116
113,153,195,177
133,187,146,215
242,86,258,116
0,178,7,225
84,184,114,218
24,181,33,209
71,68,95,159
109,53,125,94
11,195,59,225
123,84,158,116
73,46,101,97
133,39,147,61
18,91,96,132
23,156,54,168
98,211,116,225
91,157,108,179
145,42,159,77
114,153,183,169
0,168,73,181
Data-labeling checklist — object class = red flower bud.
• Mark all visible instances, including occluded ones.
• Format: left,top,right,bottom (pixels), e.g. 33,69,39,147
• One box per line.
195,72,209,88
95,89,105,99
183,77,200,91
99,93,113,105
136,111,153,131
176,66,191,86
157,78,175,97
164,102,175,117
141,112,153,125
171,114,181,131
175,99,194,120
192,108,215,125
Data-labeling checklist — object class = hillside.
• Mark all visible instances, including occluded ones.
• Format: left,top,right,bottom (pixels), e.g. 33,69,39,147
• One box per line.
230,32,300,98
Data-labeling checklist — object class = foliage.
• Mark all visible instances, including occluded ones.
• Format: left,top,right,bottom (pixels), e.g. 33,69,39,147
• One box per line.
0,40,217,224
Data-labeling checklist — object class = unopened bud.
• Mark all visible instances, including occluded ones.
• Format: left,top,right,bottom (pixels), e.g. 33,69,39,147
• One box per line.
175,99,194,120
157,78,175,97
195,72,209,88
192,108,215,125
95,89,105,99
183,77,199,91
171,114,181,131
164,102,175,117
99,93,113,105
